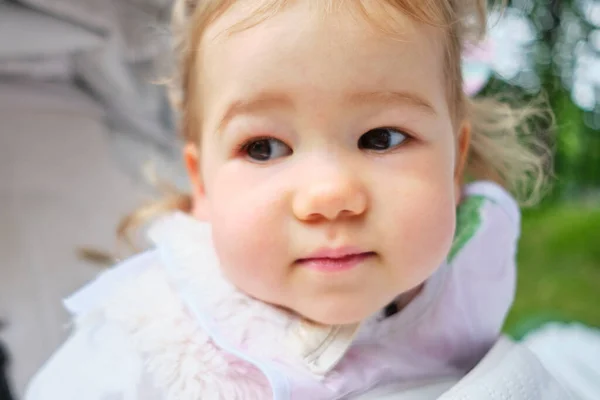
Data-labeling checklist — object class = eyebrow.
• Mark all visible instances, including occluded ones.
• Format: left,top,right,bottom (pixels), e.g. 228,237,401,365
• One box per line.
217,89,436,132
349,90,437,115
217,93,293,133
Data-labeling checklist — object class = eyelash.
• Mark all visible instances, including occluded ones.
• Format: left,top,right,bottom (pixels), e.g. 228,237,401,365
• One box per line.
235,135,276,154
235,127,414,156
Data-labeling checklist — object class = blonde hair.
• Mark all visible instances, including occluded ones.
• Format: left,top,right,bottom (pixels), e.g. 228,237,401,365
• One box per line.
116,0,553,254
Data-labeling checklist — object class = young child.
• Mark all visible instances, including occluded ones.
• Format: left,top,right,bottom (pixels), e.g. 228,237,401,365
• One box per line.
26,0,558,399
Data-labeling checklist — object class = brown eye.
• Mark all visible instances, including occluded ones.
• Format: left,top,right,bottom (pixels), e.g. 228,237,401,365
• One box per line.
358,128,407,151
244,138,292,161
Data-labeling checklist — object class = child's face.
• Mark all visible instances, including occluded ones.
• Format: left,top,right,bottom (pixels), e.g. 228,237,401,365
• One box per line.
186,2,468,324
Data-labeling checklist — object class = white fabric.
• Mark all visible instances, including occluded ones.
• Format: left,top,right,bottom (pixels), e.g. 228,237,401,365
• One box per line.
354,337,573,399
524,323,600,400
26,318,574,400
438,337,571,399
26,316,146,400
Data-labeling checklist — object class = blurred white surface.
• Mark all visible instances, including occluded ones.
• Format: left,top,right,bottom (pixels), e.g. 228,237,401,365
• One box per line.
525,323,600,400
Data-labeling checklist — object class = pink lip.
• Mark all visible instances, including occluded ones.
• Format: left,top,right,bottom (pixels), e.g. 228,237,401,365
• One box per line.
296,247,375,272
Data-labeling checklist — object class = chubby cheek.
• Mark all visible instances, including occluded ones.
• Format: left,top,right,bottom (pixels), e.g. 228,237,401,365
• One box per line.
380,159,457,288
204,164,291,301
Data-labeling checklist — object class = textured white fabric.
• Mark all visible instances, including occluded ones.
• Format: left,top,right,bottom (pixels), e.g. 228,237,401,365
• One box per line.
524,323,600,400
438,337,572,400
353,338,574,400
25,317,574,400
26,315,147,400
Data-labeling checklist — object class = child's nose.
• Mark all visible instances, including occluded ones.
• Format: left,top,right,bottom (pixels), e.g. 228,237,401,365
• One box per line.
292,168,368,222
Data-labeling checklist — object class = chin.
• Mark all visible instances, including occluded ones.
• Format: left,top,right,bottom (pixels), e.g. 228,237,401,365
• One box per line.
296,301,378,326
309,314,365,326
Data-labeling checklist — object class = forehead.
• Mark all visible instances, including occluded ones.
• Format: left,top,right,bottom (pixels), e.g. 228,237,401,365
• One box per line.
199,1,448,119
204,0,444,41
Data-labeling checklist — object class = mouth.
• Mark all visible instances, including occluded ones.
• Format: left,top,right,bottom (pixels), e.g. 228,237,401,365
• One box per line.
295,247,377,272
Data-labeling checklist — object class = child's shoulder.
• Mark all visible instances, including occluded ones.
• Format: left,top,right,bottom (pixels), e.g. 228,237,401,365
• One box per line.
25,252,157,398
65,248,212,364
26,249,249,400
448,180,521,264
462,180,520,225
64,250,163,317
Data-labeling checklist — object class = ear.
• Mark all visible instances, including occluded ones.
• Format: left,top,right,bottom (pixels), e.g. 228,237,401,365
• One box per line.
454,121,472,204
184,143,210,220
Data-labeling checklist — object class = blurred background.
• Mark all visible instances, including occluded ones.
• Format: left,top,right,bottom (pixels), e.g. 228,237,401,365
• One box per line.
0,0,598,398
480,0,600,336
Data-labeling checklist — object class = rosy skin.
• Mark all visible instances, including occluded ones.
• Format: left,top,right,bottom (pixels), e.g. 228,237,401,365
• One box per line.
185,2,471,325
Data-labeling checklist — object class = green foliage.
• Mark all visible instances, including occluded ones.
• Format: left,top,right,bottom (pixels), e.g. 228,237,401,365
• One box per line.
489,0,600,201
504,204,600,338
